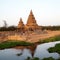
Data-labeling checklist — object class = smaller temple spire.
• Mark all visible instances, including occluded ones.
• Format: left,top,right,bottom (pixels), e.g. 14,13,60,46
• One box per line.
18,18,24,28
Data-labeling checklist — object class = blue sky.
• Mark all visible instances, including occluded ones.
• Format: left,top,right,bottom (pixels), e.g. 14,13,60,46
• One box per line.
0,0,60,26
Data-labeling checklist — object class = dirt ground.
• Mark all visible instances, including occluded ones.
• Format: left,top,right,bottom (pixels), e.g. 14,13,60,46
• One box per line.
0,30,60,43
24,30,60,43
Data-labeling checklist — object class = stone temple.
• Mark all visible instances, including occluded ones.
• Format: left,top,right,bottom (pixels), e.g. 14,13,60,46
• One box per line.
18,18,24,29
18,10,40,31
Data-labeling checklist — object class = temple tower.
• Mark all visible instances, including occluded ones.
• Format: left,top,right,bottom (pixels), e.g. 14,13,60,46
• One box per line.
26,10,38,26
18,18,24,29
17,10,41,31
26,10,39,30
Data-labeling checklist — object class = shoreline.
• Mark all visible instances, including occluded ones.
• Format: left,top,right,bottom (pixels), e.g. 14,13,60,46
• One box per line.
0,30,60,49
0,35,60,49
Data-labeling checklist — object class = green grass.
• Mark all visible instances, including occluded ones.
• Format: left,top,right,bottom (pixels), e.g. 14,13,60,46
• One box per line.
0,35,60,50
0,41,33,49
26,57,56,60
42,57,60,60
48,43,60,54
57,58,60,60
38,35,60,44
42,57,55,60
25,57,39,60
25,57,60,60
32,57,39,60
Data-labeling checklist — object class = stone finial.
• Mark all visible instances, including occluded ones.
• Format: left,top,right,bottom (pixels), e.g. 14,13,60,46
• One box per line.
30,10,33,15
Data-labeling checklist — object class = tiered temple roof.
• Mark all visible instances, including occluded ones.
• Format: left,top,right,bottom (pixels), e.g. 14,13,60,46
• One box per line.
18,18,24,29
26,10,37,26
18,10,40,31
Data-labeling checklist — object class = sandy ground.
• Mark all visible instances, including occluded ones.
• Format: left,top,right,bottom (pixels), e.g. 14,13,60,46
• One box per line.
25,30,60,43
0,30,60,43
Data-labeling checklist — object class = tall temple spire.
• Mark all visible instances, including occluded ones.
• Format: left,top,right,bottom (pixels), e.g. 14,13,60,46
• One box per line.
26,10,37,26
18,18,24,28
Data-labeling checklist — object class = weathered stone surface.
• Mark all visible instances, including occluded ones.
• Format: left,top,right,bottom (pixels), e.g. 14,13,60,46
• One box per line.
26,10,39,30
18,18,24,29
26,10,37,26
17,10,40,31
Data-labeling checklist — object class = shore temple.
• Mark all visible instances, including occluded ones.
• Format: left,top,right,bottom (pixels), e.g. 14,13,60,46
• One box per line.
17,10,40,31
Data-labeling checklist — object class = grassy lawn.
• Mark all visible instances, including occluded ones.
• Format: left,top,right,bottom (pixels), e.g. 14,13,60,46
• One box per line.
0,41,33,49
48,43,60,54
38,35,60,44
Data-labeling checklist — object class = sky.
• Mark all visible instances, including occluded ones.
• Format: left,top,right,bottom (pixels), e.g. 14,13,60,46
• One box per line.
0,0,60,27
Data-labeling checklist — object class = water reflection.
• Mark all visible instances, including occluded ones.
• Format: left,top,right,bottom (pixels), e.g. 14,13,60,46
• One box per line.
34,41,60,59
15,45,36,57
16,53,22,56
0,41,60,60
